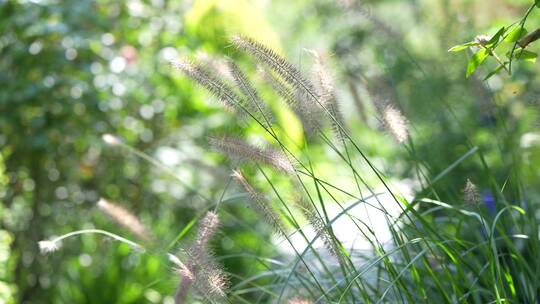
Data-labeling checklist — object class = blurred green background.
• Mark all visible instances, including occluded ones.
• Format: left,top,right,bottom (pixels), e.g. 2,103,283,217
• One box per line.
2,0,540,303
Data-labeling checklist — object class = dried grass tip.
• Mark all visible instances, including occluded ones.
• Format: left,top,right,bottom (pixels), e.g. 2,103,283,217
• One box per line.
463,179,479,205
38,240,60,254
97,198,150,241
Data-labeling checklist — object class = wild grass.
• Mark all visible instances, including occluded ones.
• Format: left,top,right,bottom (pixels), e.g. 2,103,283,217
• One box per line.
39,35,540,304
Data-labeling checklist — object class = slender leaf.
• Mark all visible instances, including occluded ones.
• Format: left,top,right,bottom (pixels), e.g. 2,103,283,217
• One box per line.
448,42,479,52
505,27,528,43
466,49,489,77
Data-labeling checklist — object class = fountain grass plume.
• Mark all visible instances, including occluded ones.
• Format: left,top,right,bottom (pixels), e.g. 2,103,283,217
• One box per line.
230,35,318,103
463,179,480,205
38,240,60,254
296,197,342,262
209,135,295,174
227,60,274,128
97,198,150,241
231,169,286,235
171,58,242,114
175,211,229,303
382,104,409,144
288,298,313,304
257,65,321,137
307,49,347,141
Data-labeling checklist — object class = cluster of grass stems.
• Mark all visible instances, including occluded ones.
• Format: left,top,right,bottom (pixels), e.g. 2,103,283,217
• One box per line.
39,35,539,304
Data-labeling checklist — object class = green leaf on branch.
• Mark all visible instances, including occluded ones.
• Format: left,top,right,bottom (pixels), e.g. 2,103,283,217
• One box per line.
485,27,506,47
466,49,489,77
484,65,505,80
505,27,528,43
448,42,479,52
515,50,538,62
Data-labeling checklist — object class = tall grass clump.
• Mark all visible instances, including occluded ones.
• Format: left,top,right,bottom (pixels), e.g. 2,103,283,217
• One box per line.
39,34,540,304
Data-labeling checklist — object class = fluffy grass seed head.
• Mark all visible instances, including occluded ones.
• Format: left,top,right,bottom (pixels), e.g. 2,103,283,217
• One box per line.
383,105,409,143
231,170,286,235
288,298,313,304
303,205,342,261
195,51,234,82
231,35,326,136
171,58,242,114
463,179,480,205
97,198,150,241
193,211,220,254
307,49,347,139
307,49,333,100
38,240,60,254
206,268,229,298
177,211,229,302
209,136,295,174
257,65,298,108
230,35,319,105
174,259,195,304
257,65,321,137
227,60,274,128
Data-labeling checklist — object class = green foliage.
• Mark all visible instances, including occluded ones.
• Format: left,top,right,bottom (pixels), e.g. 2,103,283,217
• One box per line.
0,152,15,304
450,1,540,79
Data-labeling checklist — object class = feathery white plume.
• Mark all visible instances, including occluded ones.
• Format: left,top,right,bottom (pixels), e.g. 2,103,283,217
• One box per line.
38,240,60,254
210,136,294,174
97,198,150,241
383,105,409,143
102,134,122,146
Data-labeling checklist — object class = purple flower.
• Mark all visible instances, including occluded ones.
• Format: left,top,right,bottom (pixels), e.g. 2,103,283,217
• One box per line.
482,191,496,215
